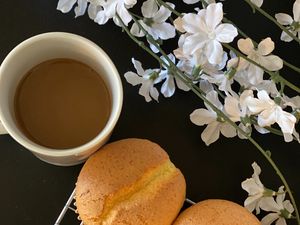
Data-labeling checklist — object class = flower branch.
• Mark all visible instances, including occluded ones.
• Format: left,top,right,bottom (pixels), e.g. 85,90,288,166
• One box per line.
222,43,300,94
244,0,300,45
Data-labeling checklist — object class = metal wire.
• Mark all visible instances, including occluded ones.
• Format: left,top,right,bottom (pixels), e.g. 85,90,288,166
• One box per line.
55,188,196,225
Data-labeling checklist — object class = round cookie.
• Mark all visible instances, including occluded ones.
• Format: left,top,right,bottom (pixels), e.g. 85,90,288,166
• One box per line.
75,138,186,225
173,199,261,225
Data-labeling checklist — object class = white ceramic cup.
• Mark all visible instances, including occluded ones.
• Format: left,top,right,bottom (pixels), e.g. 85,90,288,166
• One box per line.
0,32,123,166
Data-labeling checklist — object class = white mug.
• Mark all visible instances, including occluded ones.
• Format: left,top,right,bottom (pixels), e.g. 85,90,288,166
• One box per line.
0,32,123,166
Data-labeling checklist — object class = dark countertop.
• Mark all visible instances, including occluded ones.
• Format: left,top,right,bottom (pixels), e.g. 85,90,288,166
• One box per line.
0,1,299,224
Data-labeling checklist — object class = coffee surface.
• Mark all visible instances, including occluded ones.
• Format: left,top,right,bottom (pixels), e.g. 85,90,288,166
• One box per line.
14,58,111,149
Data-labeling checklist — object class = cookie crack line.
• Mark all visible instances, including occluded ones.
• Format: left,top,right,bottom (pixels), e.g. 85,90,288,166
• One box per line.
96,160,178,224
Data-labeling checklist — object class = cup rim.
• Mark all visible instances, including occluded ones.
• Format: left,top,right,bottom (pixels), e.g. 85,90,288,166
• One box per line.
0,32,123,157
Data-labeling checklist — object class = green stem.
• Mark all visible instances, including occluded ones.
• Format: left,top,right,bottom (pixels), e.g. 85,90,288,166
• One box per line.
117,12,300,225
244,0,300,45
223,43,300,94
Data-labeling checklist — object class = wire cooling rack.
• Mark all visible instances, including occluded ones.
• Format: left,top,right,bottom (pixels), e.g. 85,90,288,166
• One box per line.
54,188,196,225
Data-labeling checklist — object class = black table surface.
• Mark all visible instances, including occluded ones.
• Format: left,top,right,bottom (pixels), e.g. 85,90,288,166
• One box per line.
0,1,299,224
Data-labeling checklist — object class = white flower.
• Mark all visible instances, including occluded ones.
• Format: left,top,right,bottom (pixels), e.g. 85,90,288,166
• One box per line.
183,0,215,7
57,0,88,17
275,0,300,42
237,38,283,85
283,128,300,143
246,90,296,134
282,95,300,110
224,90,254,138
159,54,190,98
96,0,137,26
251,0,263,7
57,0,77,13
183,0,200,4
190,90,236,145
124,58,162,102
242,162,275,214
201,72,234,96
174,33,228,74
260,186,294,225
87,1,104,21
179,3,238,65
131,0,175,42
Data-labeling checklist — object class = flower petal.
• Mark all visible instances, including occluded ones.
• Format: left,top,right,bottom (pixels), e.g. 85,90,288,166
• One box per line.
261,213,280,225
246,96,267,114
275,13,293,25
175,76,190,91
151,22,176,40
88,3,102,20
132,58,145,76
244,195,259,213
183,0,200,4
206,40,224,65
153,3,174,23
57,0,77,13
124,72,142,86
242,178,263,195
293,0,300,22
260,197,281,212
205,3,223,30
237,123,251,139
224,96,241,122
94,10,109,25
139,81,152,102
201,121,221,145
258,38,275,56
182,13,206,33
260,55,283,71
250,0,263,7
247,64,264,85
257,90,271,101
215,24,238,43
254,125,270,134
276,218,287,225
220,122,237,137
238,38,254,56
150,86,159,102
116,3,132,26
276,108,296,134
141,0,158,18
124,0,137,7
161,75,175,97
200,80,214,94
283,133,293,142
258,108,277,127
74,0,88,17
183,33,207,55
174,17,185,33
190,108,216,126
130,21,145,37
283,200,295,214
280,31,294,42
205,90,223,110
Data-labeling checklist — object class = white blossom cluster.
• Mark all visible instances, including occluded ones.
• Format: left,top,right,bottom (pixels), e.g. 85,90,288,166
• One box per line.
57,0,300,146
57,1,299,223
242,162,295,225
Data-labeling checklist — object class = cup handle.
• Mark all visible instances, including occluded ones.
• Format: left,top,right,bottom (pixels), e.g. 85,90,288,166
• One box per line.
0,120,8,135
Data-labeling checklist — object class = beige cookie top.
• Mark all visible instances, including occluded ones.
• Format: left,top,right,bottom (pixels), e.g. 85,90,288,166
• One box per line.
75,138,185,225
173,199,261,225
